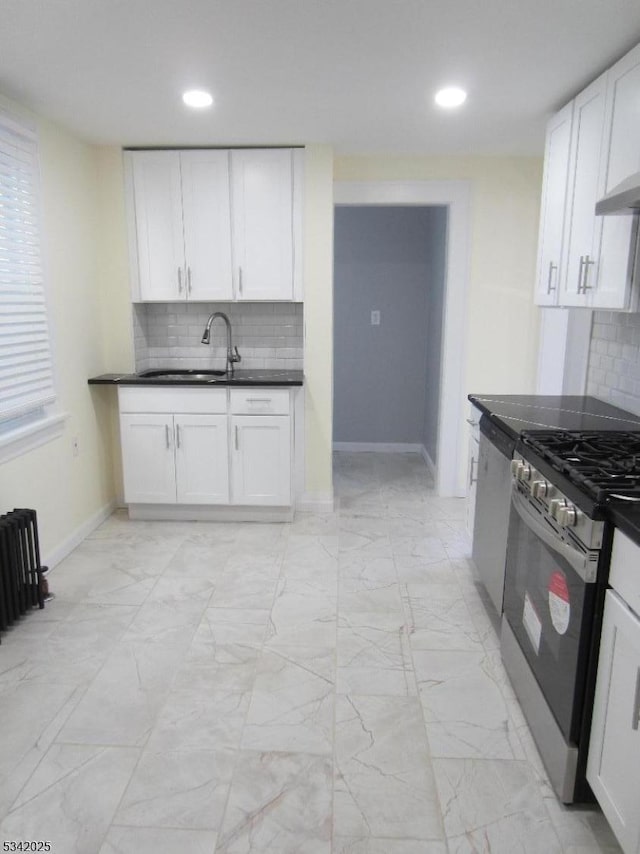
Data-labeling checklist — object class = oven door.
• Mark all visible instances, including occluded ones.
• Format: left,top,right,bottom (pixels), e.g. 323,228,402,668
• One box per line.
503,484,598,744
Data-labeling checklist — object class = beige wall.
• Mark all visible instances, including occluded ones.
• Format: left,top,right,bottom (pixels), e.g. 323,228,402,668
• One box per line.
334,156,544,404
0,95,129,561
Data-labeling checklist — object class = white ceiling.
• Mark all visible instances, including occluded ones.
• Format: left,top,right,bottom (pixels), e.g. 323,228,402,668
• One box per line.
2,0,640,155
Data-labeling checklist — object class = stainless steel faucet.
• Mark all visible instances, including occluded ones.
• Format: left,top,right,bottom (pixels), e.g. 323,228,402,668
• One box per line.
201,311,241,373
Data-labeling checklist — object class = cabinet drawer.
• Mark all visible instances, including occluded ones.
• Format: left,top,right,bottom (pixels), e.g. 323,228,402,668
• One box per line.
118,386,227,414
230,388,290,415
610,529,640,617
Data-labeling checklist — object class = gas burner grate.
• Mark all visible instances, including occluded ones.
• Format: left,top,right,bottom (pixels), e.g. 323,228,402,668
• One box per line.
520,429,640,503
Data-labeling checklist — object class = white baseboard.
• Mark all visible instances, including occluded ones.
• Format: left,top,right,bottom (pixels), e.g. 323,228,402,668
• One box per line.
333,442,424,453
128,504,294,522
296,492,335,513
45,500,116,571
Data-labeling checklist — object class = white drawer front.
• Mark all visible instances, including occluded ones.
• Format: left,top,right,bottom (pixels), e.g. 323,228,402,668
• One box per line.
118,386,227,414
610,529,640,618
230,388,290,415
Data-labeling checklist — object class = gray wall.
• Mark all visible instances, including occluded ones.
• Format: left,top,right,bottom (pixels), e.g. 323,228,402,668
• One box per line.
333,206,447,445
586,310,640,415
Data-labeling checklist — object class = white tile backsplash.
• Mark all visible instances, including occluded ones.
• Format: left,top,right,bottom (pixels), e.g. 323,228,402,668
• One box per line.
133,302,303,372
587,311,640,415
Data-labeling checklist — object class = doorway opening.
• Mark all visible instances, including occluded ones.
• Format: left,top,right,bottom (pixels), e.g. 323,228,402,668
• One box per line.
333,181,470,496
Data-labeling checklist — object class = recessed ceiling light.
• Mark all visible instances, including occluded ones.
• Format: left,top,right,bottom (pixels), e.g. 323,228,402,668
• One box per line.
182,89,214,109
434,87,467,108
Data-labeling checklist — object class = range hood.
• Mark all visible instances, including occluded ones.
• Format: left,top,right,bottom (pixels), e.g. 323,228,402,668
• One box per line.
595,171,640,215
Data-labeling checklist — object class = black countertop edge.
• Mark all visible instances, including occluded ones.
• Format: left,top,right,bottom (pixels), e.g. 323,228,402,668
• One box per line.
88,370,304,387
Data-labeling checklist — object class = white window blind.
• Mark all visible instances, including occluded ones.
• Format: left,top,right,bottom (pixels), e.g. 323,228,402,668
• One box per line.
0,111,56,422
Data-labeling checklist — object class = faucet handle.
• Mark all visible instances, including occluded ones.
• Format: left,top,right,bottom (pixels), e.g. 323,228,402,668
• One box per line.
231,346,241,363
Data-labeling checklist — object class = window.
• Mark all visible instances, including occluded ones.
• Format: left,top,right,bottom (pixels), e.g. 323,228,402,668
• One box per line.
0,109,64,461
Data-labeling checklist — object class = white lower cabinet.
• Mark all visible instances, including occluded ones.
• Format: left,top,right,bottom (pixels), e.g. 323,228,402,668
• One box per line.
231,415,291,506
120,413,229,504
587,530,640,854
466,404,481,537
118,386,293,511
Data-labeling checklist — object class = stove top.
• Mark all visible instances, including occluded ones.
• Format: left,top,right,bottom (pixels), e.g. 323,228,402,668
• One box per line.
520,430,640,504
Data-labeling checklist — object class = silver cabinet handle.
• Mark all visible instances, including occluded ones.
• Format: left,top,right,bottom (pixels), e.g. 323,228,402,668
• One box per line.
633,668,640,731
469,456,478,487
465,417,478,427
582,255,595,291
547,261,558,294
165,424,171,449
178,267,183,293
247,398,272,404
187,266,192,294
238,266,243,295
235,425,239,450
176,424,181,448
577,256,585,293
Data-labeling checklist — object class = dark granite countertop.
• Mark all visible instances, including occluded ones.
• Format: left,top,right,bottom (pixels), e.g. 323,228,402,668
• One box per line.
469,394,640,441
89,369,304,387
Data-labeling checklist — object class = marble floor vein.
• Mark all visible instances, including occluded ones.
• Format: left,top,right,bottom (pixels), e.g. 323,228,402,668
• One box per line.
0,452,621,854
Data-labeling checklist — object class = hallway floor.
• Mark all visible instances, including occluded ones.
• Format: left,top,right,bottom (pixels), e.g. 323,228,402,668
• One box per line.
0,453,621,853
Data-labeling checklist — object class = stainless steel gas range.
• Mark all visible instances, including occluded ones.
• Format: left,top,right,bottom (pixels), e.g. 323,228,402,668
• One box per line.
501,429,640,803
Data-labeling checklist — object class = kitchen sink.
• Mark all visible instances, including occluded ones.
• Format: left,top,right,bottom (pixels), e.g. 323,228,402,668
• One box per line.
138,368,228,380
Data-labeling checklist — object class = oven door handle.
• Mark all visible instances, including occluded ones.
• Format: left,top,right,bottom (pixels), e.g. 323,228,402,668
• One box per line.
511,488,596,583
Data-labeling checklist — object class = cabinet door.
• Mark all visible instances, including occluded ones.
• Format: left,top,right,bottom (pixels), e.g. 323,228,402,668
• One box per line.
587,589,640,854
175,415,230,504
231,149,294,300
561,76,607,307
535,104,574,306
466,408,480,537
231,415,291,505
180,151,234,301
120,414,176,503
594,44,640,310
130,151,185,301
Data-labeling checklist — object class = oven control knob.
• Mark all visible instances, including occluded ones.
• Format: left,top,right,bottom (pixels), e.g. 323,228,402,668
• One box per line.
510,460,524,478
532,479,548,499
519,464,532,482
549,498,566,520
557,503,579,527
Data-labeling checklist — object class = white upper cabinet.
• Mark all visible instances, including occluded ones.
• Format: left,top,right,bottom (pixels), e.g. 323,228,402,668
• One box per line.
535,41,640,311
535,103,574,306
126,147,303,303
594,43,640,310
180,150,233,301
129,151,185,302
560,75,608,307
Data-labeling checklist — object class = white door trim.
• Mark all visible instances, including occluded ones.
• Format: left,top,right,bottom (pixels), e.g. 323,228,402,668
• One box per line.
333,180,471,496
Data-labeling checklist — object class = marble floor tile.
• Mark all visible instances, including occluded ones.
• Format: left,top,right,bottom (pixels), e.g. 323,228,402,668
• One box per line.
334,694,444,841
216,750,332,853
337,610,415,696
266,578,337,647
58,640,187,746
99,826,218,854
432,757,562,854
200,607,271,646
115,748,235,829
0,452,620,854
242,645,334,755
148,685,250,751
415,649,523,760
1,743,139,854
334,839,447,854
402,583,484,651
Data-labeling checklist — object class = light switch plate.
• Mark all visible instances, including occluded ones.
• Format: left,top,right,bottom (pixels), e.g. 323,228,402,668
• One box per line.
371,310,381,326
